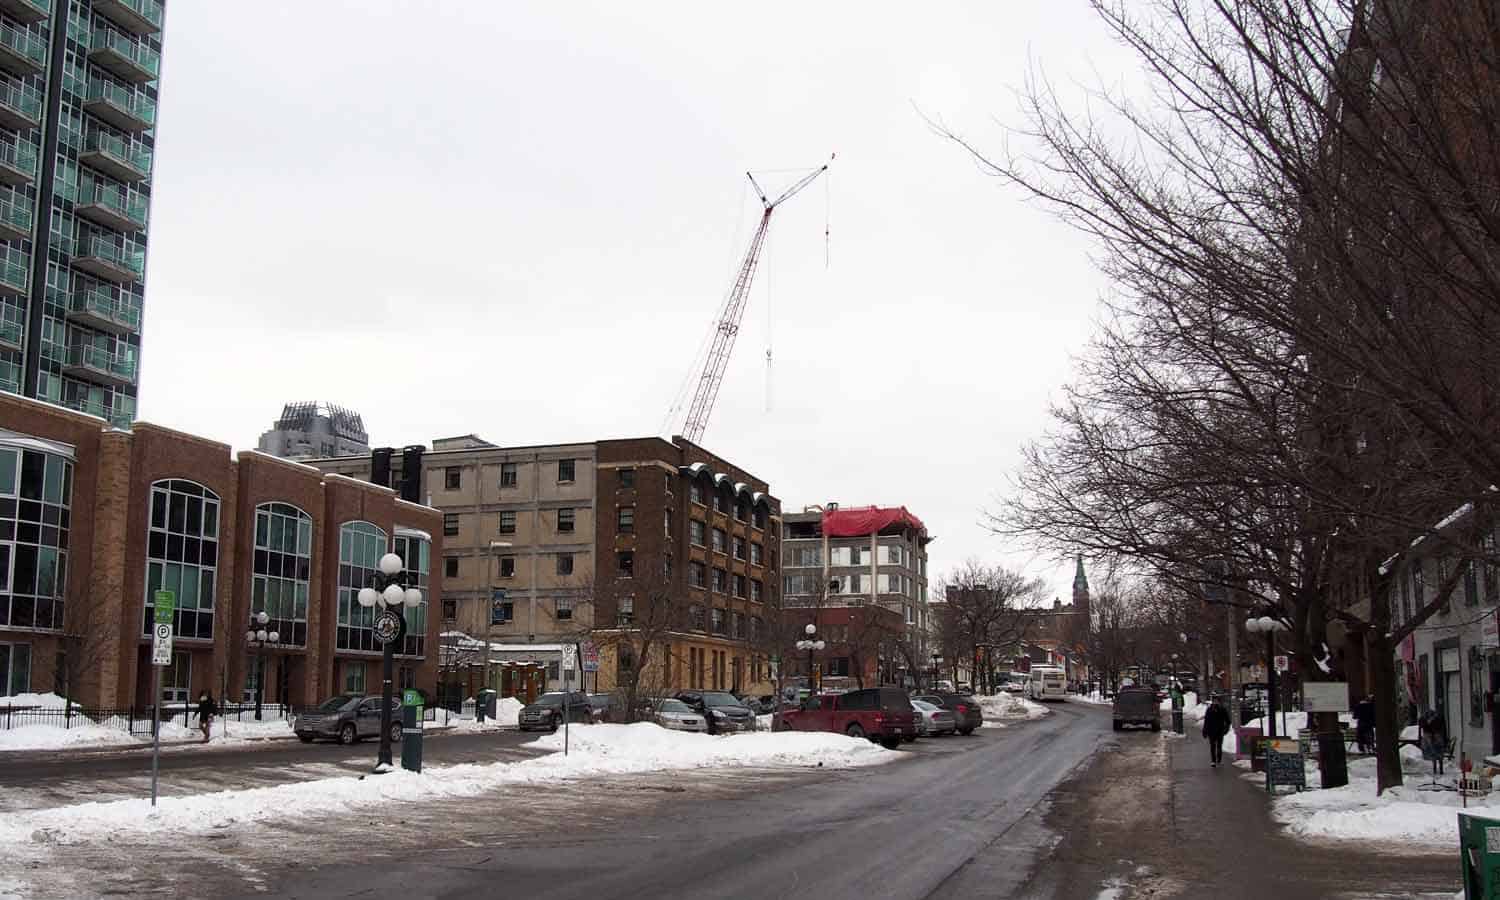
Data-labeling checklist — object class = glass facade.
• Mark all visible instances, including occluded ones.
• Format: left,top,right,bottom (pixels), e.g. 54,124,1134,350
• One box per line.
0,442,70,630
390,530,427,658
251,502,310,647
142,478,217,639
336,521,385,652
0,0,164,429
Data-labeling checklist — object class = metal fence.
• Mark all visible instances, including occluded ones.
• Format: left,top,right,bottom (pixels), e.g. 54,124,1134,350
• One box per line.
0,705,156,737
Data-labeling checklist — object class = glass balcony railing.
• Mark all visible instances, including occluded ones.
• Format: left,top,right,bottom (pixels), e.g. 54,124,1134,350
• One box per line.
0,318,20,347
85,79,155,127
0,195,31,234
0,359,18,394
66,344,137,382
70,234,144,276
0,139,37,177
90,27,160,79
83,130,150,175
63,393,105,417
0,80,41,122
77,182,148,227
0,246,25,291
98,0,163,32
0,23,47,68
69,286,141,331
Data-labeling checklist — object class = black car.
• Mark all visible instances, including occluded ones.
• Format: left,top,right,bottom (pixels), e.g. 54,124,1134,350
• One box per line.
676,690,755,733
518,691,592,732
913,692,983,735
735,693,776,715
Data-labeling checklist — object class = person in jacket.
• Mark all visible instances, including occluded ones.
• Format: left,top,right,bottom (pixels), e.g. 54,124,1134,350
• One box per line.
1202,696,1232,767
1353,695,1376,754
1420,709,1446,774
196,691,218,743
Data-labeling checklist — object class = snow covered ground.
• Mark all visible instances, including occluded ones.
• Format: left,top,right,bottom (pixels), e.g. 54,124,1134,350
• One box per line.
0,723,893,850
978,692,1050,727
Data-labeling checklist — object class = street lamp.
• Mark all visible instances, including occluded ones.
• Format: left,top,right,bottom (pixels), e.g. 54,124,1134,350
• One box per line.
795,622,826,695
357,551,423,770
245,610,279,721
1245,614,1289,738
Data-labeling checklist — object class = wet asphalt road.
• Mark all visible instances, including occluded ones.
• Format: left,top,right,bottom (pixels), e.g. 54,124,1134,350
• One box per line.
269,701,1112,900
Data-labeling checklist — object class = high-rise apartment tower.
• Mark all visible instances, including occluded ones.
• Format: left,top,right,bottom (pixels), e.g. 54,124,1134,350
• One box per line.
0,0,165,429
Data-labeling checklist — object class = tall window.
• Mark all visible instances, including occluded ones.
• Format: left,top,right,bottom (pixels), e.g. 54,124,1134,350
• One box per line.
556,595,574,621
712,528,727,554
144,480,219,640
712,567,727,593
336,521,387,652
751,579,763,602
690,520,706,547
618,506,634,532
733,537,746,560
0,642,30,695
252,503,311,647
690,481,704,505
734,574,747,598
444,466,461,490
689,560,707,588
750,543,763,566
558,508,575,533
711,608,726,635
443,513,459,536
618,468,635,488
556,553,574,575
500,463,518,487
558,459,575,483
0,444,72,631
391,531,429,657
499,511,516,534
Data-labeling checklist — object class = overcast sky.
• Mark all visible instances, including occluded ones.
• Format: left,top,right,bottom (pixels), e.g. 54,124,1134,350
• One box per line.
138,2,1139,602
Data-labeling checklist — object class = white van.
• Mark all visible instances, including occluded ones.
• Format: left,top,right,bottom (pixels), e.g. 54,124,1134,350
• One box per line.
1026,666,1067,701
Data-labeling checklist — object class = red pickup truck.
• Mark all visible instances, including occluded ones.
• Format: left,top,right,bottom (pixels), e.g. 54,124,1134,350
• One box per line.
777,687,917,749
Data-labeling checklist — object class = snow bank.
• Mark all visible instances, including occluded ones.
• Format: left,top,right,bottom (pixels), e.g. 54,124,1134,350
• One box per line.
0,723,892,847
493,697,523,727
0,692,70,710
0,723,140,751
978,692,1049,726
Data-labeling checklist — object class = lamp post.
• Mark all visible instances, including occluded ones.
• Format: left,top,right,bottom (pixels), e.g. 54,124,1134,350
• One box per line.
1245,614,1289,738
245,611,279,721
795,623,826,695
357,551,423,770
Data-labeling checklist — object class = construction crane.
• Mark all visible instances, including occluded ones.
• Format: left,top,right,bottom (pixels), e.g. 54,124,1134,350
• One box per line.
677,159,830,443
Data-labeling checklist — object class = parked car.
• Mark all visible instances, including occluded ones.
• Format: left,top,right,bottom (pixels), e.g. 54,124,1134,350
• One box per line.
912,699,957,737
777,687,917,749
518,691,592,732
654,698,708,732
676,690,755,733
586,693,613,724
1112,686,1161,732
954,684,975,696
912,692,983,735
737,694,777,715
295,694,402,745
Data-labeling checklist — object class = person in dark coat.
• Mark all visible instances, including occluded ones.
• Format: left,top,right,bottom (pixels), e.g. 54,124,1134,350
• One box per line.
1419,709,1446,775
1202,697,1232,768
196,691,218,743
1353,695,1376,754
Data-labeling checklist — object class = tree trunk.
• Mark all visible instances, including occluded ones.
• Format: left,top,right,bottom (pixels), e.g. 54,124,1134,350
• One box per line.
1313,710,1349,788
1369,629,1405,792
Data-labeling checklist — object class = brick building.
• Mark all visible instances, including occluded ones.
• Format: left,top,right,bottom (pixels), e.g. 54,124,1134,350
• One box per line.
0,391,443,708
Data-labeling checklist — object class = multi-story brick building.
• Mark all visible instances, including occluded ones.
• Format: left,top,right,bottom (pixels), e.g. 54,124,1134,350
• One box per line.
781,505,931,688
307,434,782,698
0,391,444,707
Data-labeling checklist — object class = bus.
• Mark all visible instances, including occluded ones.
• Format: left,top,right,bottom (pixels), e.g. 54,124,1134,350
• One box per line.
1026,666,1068,701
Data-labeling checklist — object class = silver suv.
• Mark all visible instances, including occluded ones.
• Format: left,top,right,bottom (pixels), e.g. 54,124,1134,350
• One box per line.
295,694,402,745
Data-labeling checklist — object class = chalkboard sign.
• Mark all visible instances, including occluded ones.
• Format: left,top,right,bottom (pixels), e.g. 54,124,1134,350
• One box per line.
1266,749,1307,792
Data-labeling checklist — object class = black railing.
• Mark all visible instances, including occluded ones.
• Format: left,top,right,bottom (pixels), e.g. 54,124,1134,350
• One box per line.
0,705,156,737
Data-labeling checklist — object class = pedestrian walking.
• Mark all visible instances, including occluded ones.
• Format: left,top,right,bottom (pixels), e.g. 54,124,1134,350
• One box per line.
196,691,217,743
1419,709,1446,775
1202,695,1231,768
1353,694,1376,754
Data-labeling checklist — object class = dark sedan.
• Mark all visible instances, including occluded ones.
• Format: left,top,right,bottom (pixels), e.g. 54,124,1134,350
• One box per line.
676,690,755,733
518,691,592,732
913,692,983,735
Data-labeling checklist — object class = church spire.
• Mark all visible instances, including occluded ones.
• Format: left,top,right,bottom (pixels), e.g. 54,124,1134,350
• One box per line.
1072,554,1089,605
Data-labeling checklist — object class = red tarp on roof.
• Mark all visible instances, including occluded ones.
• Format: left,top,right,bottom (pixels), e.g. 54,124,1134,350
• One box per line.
822,505,926,538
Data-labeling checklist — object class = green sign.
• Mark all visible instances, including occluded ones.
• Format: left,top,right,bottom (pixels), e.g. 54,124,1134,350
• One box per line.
153,590,175,626
402,689,421,707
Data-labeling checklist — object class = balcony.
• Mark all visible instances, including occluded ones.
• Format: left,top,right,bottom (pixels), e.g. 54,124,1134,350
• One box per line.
0,24,46,78
0,0,47,26
76,182,147,233
0,80,40,131
0,140,34,186
0,246,25,296
89,28,159,84
93,0,162,36
0,194,31,242
66,287,140,335
80,131,150,183
0,318,19,351
83,80,155,133
0,359,17,394
70,235,142,284
62,343,136,387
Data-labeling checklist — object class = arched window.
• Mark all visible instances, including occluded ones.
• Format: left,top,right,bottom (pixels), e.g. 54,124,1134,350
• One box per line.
336,521,386,652
253,502,312,647
144,479,219,640
391,529,429,658
0,442,72,633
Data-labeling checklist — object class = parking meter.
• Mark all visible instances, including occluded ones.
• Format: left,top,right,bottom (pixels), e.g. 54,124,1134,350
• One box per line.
400,689,423,773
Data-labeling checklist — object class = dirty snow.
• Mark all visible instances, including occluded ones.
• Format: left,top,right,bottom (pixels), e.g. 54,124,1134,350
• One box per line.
978,692,1050,727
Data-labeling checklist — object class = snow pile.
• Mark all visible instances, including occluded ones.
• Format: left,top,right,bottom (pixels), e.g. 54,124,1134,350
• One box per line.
1074,691,1112,706
0,723,140,751
493,697,523,727
977,692,1049,725
0,723,892,848
0,692,70,710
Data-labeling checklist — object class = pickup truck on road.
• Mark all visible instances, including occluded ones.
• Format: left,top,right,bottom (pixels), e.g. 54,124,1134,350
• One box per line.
776,687,917,749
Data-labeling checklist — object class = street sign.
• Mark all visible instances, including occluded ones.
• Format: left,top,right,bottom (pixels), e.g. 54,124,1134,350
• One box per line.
581,641,599,673
561,643,577,671
1274,654,1290,673
402,689,422,707
153,590,175,626
373,610,404,645
151,622,172,666
1302,681,1350,713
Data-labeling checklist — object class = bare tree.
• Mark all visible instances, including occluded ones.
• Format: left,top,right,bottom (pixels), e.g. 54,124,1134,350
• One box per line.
587,567,687,723
932,560,1046,693
58,572,121,715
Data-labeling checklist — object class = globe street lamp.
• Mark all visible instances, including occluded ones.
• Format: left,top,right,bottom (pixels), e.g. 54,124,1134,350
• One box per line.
795,623,826,696
357,551,423,770
245,610,279,721
1245,614,1289,738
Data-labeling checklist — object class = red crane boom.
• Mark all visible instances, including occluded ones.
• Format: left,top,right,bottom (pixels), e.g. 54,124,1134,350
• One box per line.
679,161,829,444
